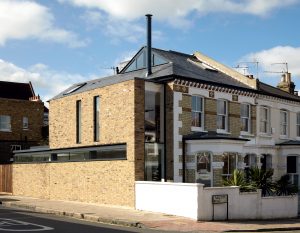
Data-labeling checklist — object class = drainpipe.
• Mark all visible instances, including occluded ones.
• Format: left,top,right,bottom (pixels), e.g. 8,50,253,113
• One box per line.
182,138,186,183
162,83,167,182
145,14,152,77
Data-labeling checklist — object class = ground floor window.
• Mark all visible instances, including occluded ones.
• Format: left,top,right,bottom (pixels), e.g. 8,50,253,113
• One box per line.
287,155,299,186
144,143,164,181
261,154,272,170
196,151,212,187
244,154,257,168
222,152,238,179
14,144,126,163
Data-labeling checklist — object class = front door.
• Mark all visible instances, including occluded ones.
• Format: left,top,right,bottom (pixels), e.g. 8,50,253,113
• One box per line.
286,155,300,214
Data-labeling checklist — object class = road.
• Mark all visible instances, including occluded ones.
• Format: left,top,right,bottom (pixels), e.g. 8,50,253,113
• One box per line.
0,206,162,233
1,206,300,233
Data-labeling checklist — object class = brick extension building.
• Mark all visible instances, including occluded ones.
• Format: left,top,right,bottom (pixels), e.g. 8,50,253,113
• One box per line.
0,81,46,163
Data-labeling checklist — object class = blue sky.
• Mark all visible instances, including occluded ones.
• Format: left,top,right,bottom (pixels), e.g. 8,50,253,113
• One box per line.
0,0,300,101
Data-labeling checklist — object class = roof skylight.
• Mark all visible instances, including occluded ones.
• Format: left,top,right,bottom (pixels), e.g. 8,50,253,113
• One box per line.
64,83,86,95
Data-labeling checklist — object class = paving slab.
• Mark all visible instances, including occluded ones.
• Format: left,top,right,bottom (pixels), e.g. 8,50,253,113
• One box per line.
1,194,300,232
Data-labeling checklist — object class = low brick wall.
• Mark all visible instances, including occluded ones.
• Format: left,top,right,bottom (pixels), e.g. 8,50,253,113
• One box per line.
13,160,135,207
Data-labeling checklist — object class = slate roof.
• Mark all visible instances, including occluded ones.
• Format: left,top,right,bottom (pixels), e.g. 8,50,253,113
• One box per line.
0,81,35,100
183,131,249,141
258,82,300,102
276,140,300,146
50,47,254,101
50,46,300,103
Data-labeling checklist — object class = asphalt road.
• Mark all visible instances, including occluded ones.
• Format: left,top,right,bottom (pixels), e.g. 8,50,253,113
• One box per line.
0,206,162,233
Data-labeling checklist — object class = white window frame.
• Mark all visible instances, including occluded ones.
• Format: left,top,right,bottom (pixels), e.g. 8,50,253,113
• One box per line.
260,106,270,134
240,103,251,134
280,110,288,137
297,112,300,137
23,116,29,129
222,152,238,179
191,95,204,131
244,154,257,168
217,99,228,133
0,115,11,132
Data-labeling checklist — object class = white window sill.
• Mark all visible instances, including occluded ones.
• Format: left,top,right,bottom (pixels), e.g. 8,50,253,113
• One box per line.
258,133,272,138
22,128,29,131
217,129,231,134
0,129,12,132
191,127,206,132
240,132,255,138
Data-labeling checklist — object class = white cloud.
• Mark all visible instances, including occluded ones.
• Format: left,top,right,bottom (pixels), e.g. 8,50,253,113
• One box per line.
0,0,87,47
59,0,299,27
0,59,96,102
241,46,300,77
81,10,163,43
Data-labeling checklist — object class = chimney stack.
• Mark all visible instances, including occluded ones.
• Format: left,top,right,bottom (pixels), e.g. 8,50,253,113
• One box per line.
277,72,295,94
146,14,152,76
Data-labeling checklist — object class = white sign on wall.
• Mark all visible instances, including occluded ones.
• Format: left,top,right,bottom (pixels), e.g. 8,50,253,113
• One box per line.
212,162,224,169
237,162,246,169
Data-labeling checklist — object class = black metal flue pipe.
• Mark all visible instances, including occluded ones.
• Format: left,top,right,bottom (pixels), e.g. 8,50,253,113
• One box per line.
145,14,152,76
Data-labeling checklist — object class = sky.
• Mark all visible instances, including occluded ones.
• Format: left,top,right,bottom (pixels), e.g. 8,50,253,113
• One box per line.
0,0,300,102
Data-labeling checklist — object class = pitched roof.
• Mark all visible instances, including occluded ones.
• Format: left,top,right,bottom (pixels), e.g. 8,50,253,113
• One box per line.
258,82,300,102
0,81,35,100
50,46,300,103
50,47,254,100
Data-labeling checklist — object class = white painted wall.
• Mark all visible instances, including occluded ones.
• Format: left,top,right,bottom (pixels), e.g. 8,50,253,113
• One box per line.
135,181,201,219
136,182,298,220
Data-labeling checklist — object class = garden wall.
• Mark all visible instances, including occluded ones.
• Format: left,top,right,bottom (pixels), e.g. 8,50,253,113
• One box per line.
135,181,298,220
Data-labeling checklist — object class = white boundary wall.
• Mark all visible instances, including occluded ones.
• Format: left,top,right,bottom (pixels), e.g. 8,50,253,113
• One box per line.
135,181,298,220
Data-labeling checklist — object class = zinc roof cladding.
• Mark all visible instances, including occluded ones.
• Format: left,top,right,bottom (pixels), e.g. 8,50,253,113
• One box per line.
51,47,254,101
0,81,34,100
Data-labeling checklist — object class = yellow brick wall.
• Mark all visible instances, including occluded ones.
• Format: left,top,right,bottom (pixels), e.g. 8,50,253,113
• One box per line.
13,79,145,208
205,98,217,131
13,161,135,207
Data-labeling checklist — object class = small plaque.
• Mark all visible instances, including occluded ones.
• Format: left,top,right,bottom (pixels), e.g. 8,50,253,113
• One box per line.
209,91,215,98
212,162,224,168
232,95,238,101
237,162,246,169
212,194,228,204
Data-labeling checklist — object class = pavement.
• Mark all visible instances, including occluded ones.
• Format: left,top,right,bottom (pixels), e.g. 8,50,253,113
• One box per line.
1,194,300,232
